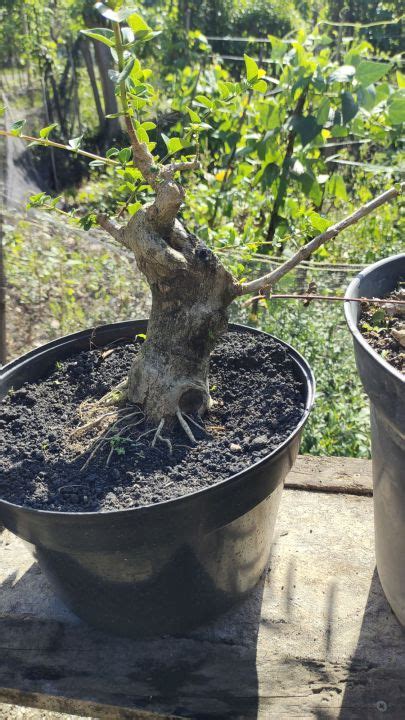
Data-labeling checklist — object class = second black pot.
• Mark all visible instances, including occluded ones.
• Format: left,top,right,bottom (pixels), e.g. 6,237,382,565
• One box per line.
0,321,315,637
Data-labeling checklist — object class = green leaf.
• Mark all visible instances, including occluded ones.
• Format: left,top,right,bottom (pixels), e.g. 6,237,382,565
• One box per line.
28,191,48,207
118,147,132,165
39,123,58,139
316,99,330,125
397,71,405,89
117,57,135,85
356,60,392,87
126,12,151,34
260,162,279,190
128,201,142,215
140,121,156,131
244,54,259,83
0,106,5,117
136,126,149,143
308,211,331,232
327,174,348,201
388,96,405,125
195,94,213,109
106,147,119,158
10,119,26,136
290,115,322,146
68,135,83,151
186,106,201,122
80,213,97,231
89,160,106,167
341,91,358,123
371,308,385,325
80,28,115,48
357,84,377,111
253,79,267,93
329,65,356,83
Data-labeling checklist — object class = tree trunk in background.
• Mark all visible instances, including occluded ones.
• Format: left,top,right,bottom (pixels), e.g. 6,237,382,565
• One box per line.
81,40,105,130
93,41,120,140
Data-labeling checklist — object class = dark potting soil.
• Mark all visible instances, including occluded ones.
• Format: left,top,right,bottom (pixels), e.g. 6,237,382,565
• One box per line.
0,330,305,513
359,285,405,374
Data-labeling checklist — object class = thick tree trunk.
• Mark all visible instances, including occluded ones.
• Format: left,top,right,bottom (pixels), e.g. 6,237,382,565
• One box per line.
120,209,237,423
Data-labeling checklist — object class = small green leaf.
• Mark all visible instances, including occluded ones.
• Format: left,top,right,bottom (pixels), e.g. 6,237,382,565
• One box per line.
10,119,26,136
195,94,213,109
253,79,267,93
126,12,151,34
244,54,259,83
397,70,405,89
316,99,330,125
341,91,358,123
140,121,156,131
371,308,385,325
106,147,119,158
356,60,392,87
388,96,405,125
128,201,142,215
327,174,348,201
117,57,135,85
308,211,331,232
329,65,356,83
39,123,58,139
118,147,132,165
290,115,322,146
80,28,115,47
186,106,201,122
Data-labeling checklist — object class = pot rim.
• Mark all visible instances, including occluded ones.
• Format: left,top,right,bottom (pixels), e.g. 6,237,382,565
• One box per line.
344,253,405,385
0,321,315,519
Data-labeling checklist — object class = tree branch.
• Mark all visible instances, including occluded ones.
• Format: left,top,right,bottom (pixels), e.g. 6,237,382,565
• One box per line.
238,184,403,296
96,213,127,245
0,129,117,166
112,22,157,188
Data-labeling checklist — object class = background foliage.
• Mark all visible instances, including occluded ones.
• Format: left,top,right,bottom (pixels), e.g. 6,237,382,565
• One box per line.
1,0,403,457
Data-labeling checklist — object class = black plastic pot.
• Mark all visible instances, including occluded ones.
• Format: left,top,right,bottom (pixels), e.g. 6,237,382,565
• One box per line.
345,254,405,625
0,321,314,637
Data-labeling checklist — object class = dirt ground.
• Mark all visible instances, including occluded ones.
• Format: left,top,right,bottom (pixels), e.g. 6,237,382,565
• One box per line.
0,706,93,719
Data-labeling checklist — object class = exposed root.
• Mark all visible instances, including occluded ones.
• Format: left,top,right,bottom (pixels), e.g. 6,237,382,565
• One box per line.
151,419,173,454
176,408,197,444
183,412,207,435
70,411,118,439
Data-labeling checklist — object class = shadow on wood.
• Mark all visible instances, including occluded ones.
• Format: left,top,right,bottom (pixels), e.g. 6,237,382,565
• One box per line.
0,543,271,718
339,567,405,720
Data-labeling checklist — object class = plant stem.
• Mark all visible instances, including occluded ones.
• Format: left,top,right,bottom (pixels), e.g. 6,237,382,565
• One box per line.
243,293,405,307
0,129,117,166
240,184,403,295
265,87,308,249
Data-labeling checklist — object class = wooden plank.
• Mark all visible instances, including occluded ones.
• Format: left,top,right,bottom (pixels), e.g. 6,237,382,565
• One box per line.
0,473,403,719
286,454,373,495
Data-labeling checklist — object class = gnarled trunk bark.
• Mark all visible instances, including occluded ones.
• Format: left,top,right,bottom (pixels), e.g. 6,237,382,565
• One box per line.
120,208,237,423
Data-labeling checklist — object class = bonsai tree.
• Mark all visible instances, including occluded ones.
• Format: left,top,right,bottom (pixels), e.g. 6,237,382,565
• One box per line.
1,2,401,448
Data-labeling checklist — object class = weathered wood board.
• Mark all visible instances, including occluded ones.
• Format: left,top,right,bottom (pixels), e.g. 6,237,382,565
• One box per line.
1,456,404,719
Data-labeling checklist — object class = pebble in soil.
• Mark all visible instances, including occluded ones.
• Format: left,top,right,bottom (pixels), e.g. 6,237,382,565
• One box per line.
0,330,305,513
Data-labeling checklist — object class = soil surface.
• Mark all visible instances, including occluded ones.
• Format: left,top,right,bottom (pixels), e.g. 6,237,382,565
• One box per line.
0,329,305,512
359,286,405,374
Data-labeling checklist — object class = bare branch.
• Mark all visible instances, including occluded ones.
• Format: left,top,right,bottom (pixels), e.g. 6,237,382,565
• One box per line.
0,129,117,166
160,157,200,180
239,184,403,296
96,213,127,245
242,293,405,307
